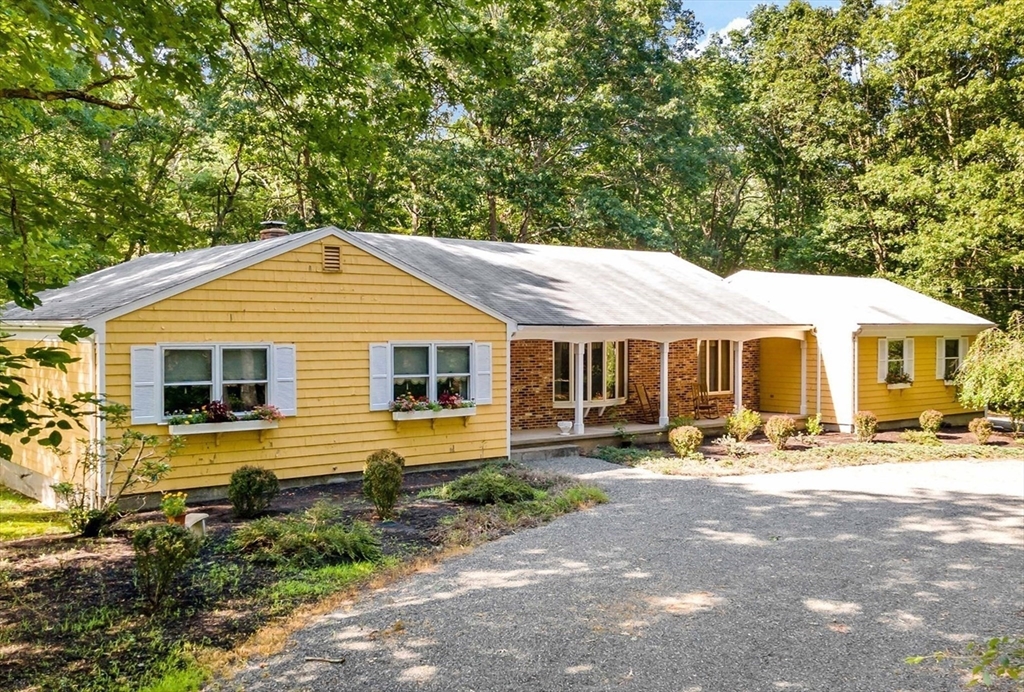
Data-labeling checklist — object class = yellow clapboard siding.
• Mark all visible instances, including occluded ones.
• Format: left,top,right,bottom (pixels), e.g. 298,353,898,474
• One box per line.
857,336,977,422
759,337,803,414
4,339,94,482
104,238,509,495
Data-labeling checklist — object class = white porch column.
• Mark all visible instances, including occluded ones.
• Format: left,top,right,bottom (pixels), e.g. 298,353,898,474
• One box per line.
659,341,670,427
799,339,808,416
734,340,744,413
573,341,585,434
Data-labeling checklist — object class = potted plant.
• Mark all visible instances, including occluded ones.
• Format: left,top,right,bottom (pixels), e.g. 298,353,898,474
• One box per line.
160,491,188,525
885,371,913,390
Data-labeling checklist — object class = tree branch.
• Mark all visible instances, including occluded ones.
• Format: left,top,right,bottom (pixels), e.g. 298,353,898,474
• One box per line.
0,75,138,110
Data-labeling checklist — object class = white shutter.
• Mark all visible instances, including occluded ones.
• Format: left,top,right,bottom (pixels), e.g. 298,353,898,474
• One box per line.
369,343,391,411
959,337,970,366
474,342,493,405
935,337,946,380
905,338,915,380
876,338,888,383
130,346,159,424
272,345,297,416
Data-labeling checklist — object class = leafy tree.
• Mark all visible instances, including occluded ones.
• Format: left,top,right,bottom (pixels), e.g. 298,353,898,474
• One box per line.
956,312,1024,433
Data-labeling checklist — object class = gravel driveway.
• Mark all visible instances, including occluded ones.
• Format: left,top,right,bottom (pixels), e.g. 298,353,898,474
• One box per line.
230,458,1024,691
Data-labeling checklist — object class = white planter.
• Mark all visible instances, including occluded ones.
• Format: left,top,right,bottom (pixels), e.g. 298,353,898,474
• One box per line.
943,380,956,386
886,383,912,390
168,419,278,436
392,407,476,429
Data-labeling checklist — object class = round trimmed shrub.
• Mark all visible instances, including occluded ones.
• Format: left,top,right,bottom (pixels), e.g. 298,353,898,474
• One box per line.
853,411,878,442
228,465,280,518
363,449,405,520
968,417,993,444
668,426,703,458
764,415,797,450
919,409,944,433
725,407,762,442
133,524,202,607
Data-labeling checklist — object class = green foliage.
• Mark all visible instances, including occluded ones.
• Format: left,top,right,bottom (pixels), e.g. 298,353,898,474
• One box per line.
805,413,824,437
362,449,405,520
159,492,188,519
957,313,1024,432
853,411,878,443
899,430,941,446
132,524,203,608
714,435,753,459
228,501,381,568
227,465,279,519
907,636,1024,688
0,485,67,540
919,409,944,433
725,408,762,442
969,417,994,445
437,468,540,505
593,446,668,465
52,402,181,537
764,415,797,450
668,425,704,458
667,415,696,431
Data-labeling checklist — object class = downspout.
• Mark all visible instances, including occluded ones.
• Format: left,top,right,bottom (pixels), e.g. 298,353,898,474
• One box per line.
851,328,862,426
91,322,107,505
814,329,822,417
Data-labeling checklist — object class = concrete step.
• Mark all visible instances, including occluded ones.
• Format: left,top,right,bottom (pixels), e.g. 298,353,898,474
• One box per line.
510,444,581,463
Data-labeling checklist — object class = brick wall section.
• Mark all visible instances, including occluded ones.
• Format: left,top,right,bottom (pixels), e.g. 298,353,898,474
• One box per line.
510,339,761,430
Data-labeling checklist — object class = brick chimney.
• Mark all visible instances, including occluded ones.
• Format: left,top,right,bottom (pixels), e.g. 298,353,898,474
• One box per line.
259,220,289,240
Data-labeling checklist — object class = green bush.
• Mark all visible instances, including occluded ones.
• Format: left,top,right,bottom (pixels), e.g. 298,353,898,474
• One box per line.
764,415,797,450
805,413,824,437
133,524,203,607
853,411,878,442
228,502,381,567
969,417,994,444
900,430,941,445
919,409,944,433
363,449,405,520
593,446,667,465
725,407,762,441
227,465,279,518
442,468,539,504
668,426,703,457
667,415,695,431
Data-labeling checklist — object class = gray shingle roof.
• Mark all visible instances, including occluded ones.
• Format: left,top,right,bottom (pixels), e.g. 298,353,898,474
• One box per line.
2,227,800,328
346,232,797,327
1,232,303,324
726,271,994,328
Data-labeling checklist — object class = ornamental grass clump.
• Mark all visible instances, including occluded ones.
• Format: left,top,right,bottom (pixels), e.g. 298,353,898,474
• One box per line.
227,465,280,518
363,449,405,520
668,425,703,458
440,467,539,505
919,409,944,433
725,407,762,442
853,411,878,442
764,415,797,450
969,417,994,444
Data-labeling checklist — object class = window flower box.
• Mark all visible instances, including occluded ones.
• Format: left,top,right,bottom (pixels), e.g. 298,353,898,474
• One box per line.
392,406,476,430
943,380,956,387
886,382,912,390
168,419,278,444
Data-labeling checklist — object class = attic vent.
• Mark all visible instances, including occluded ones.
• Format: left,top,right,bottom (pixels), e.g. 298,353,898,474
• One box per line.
323,245,342,272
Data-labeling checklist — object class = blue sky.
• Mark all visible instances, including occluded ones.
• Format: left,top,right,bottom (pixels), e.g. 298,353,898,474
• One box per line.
687,0,841,40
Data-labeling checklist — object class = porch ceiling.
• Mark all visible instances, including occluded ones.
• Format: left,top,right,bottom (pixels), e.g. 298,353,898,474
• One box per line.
512,324,811,342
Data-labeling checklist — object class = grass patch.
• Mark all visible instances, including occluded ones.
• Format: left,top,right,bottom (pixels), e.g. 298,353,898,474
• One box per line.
0,485,67,540
429,464,608,546
260,560,387,615
598,442,1024,477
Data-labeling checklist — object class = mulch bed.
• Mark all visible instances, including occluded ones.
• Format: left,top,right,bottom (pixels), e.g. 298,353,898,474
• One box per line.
0,470,466,692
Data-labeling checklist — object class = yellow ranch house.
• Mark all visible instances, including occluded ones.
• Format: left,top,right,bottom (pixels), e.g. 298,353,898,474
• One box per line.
0,227,994,505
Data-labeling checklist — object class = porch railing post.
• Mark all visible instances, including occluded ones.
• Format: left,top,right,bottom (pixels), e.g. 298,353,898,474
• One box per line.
659,341,670,427
573,341,585,434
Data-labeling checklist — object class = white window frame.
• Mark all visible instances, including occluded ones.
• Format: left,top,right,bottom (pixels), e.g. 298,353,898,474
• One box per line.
887,338,909,378
552,341,628,408
698,340,733,395
390,341,474,401
939,337,968,383
159,343,272,421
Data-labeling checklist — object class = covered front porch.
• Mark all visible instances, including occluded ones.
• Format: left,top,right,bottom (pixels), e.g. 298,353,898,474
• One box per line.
509,324,811,441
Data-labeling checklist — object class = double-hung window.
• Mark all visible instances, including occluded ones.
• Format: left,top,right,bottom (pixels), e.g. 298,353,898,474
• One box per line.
887,339,907,379
552,341,627,405
937,337,968,382
162,345,269,418
392,343,472,401
876,337,915,384
698,340,733,394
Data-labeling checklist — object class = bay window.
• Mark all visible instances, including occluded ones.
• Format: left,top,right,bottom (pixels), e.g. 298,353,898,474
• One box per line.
552,341,627,405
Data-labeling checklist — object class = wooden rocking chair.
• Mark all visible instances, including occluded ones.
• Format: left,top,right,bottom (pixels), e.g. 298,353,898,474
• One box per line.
632,382,654,422
690,381,719,420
